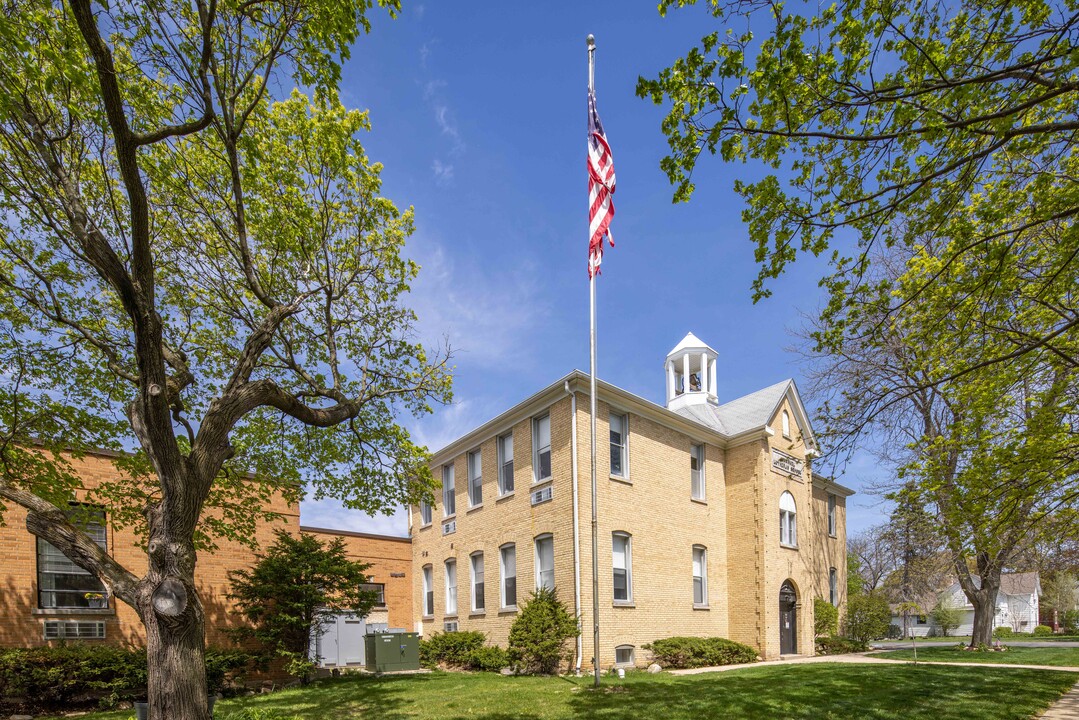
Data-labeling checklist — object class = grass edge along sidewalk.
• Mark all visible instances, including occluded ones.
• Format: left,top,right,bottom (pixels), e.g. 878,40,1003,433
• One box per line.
39,662,1078,720
873,646,1079,667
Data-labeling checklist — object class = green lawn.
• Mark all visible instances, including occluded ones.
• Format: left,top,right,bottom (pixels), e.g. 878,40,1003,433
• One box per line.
875,646,1079,666
40,663,1078,720
894,635,1079,643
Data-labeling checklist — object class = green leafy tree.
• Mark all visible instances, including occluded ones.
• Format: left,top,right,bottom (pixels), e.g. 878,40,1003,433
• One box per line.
844,593,891,648
0,1,450,717
881,485,948,608
507,587,579,675
930,598,962,638
814,597,838,637
846,554,866,599
228,531,377,683
1041,571,1079,631
638,0,1078,377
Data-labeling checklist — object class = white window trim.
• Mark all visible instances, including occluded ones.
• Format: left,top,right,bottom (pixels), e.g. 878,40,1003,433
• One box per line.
827,493,837,537
532,413,552,484
612,531,632,605
498,432,515,496
471,552,485,613
829,567,838,606
419,500,432,527
534,534,554,592
468,449,483,508
609,412,629,480
614,645,635,667
443,464,456,518
500,543,517,610
780,491,798,548
692,545,708,607
444,558,457,617
422,565,434,617
690,443,705,501
781,410,791,439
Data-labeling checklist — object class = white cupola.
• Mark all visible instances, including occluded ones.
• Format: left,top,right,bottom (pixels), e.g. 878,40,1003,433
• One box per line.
665,332,718,411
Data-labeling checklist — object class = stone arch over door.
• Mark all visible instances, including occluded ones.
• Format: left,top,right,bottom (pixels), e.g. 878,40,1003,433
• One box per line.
779,580,798,655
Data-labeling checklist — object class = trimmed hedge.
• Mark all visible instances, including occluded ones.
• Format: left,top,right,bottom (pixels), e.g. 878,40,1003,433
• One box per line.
419,631,508,672
816,635,867,655
993,626,1014,638
643,636,758,669
1034,625,1054,637
0,645,257,712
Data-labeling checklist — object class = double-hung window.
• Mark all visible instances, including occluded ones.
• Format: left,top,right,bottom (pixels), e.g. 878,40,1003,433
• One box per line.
419,500,432,526
612,532,632,603
692,545,708,606
829,567,838,606
361,583,386,607
444,559,457,616
609,413,628,478
442,464,456,517
534,535,554,591
500,544,517,608
422,565,434,616
827,493,837,536
468,450,483,507
471,552,485,612
690,444,705,500
498,432,514,495
533,414,551,482
779,491,797,547
38,506,108,609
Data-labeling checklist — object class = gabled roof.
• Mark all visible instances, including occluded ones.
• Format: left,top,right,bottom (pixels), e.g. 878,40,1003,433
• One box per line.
1000,572,1041,596
668,378,818,453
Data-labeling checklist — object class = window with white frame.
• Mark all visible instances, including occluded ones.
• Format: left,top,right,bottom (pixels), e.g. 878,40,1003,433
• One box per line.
692,545,708,606
609,412,628,478
691,444,705,500
361,583,386,607
500,543,517,608
471,552,485,612
468,450,483,507
419,500,432,526
781,410,791,438
498,432,514,495
422,565,434,616
535,534,554,591
615,645,635,666
829,567,837,606
444,559,457,616
827,493,837,536
612,532,632,603
443,464,456,517
780,491,797,547
533,413,551,482
37,506,108,609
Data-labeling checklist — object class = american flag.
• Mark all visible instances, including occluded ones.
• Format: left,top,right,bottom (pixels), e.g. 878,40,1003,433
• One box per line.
587,88,615,278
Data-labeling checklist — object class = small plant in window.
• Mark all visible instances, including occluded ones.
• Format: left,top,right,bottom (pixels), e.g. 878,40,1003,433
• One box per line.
84,592,106,608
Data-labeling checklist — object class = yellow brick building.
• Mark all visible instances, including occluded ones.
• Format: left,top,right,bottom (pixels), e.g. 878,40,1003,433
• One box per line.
410,333,852,668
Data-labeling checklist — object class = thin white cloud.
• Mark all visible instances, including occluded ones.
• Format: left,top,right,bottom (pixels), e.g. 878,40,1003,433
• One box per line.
419,43,430,69
431,159,454,185
433,104,464,155
413,4,426,20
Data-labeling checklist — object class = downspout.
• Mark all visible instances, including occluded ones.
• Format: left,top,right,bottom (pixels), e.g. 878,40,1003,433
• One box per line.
566,380,583,673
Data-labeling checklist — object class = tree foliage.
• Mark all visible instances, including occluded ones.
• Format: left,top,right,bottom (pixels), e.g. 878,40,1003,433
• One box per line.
228,531,377,682
930,598,963,637
506,587,579,675
0,0,449,716
814,597,839,637
638,0,1078,372
844,593,891,647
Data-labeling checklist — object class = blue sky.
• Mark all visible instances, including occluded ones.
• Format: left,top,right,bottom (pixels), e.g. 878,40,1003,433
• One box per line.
299,2,889,538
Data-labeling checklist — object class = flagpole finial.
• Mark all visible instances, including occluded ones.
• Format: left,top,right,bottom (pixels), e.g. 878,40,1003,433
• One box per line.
586,34,595,48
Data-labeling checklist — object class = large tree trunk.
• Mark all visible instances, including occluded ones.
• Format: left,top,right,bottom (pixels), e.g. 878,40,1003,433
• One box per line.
138,514,210,720
967,574,1001,647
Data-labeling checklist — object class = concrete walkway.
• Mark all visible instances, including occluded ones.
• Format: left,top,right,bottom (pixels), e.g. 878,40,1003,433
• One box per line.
1042,681,1079,719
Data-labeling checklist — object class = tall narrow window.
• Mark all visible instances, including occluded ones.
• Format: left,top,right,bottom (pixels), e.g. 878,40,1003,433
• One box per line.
692,545,708,606
781,410,791,438
468,450,483,507
533,414,551,482
422,565,434,616
498,432,515,495
471,552,485,612
827,493,837,536
535,534,555,591
780,491,798,547
609,413,628,478
500,544,517,608
442,464,456,517
37,506,107,609
690,444,705,500
612,532,632,603
829,567,838,606
444,559,457,616
419,500,432,526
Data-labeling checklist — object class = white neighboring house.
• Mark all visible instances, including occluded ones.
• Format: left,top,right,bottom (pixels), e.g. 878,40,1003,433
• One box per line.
890,572,1041,637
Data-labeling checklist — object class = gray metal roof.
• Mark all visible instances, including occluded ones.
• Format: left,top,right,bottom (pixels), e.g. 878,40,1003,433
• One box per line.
669,378,793,437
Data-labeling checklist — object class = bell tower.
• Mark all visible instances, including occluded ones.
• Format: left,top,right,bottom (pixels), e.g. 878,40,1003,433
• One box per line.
665,332,718,412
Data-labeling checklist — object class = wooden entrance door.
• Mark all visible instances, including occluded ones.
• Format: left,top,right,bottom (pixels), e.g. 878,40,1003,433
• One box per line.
780,581,798,654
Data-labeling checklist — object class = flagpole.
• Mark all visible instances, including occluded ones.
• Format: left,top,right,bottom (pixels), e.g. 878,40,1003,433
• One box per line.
586,32,601,690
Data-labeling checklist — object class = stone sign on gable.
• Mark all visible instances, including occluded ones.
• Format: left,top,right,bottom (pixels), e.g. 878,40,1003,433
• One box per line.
772,449,804,478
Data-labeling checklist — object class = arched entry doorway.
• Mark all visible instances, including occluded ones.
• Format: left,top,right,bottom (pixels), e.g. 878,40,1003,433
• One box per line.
779,581,798,654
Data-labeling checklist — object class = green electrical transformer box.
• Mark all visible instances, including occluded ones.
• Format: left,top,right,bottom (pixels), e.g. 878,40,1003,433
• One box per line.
365,632,421,672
